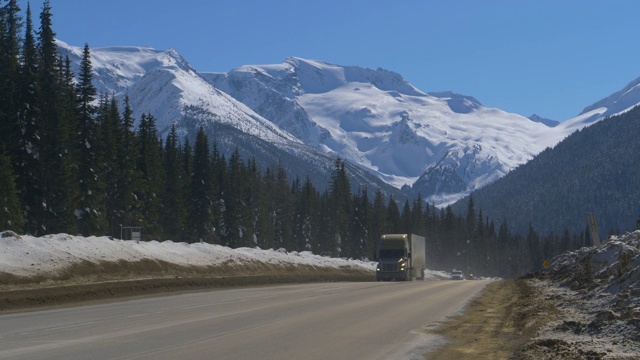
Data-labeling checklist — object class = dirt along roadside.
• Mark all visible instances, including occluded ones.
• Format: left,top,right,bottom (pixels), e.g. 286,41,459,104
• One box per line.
0,260,374,314
424,279,557,359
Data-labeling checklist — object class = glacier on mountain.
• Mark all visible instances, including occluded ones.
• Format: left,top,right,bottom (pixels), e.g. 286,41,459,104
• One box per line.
203,57,597,204
56,41,621,206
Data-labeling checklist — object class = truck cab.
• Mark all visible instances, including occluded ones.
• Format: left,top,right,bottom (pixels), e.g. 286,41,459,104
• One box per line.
376,246,409,281
376,234,425,281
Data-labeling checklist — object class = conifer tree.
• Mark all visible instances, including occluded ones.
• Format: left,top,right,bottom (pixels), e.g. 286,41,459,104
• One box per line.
13,3,40,233
186,126,213,243
370,189,387,258
115,95,143,234
209,141,225,241
401,199,411,233
0,0,22,159
466,196,476,233
2,1,21,56
410,194,425,236
351,188,371,259
0,4,9,155
97,96,122,236
179,137,193,238
386,196,400,233
0,151,23,232
162,125,186,240
49,55,80,234
274,165,292,250
259,167,276,249
328,158,351,256
244,156,262,247
295,175,319,252
223,148,246,248
136,113,165,239
316,191,333,255
35,0,71,234
74,43,107,235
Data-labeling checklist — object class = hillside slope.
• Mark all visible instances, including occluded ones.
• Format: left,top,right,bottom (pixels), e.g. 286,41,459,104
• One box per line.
453,105,640,237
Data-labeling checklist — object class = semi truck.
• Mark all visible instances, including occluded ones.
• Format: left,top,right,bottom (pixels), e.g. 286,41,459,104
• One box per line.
375,233,426,281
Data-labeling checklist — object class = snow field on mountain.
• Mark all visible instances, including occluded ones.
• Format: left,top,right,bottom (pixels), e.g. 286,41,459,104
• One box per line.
56,40,636,206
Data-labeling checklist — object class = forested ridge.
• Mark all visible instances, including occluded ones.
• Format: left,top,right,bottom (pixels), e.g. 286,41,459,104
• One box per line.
0,1,587,278
452,103,640,241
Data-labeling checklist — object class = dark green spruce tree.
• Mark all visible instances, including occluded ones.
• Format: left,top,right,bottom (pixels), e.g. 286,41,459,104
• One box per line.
370,189,387,259
273,166,292,250
243,156,262,248
186,126,213,243
0,151,23,232
136,112,165,240
36,0,77,234
293,176,318,252
96,95,122,236
75,43,107,235
351,188,371,259
114,95,143,234
161,125,186,241
386,196,401,234
52,55,81,234
13,2,40,233
0,0,22,160
222,148,246,248
328,158,351,257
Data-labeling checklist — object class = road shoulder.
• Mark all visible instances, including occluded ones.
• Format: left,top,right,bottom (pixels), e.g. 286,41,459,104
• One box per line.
424,279,557,359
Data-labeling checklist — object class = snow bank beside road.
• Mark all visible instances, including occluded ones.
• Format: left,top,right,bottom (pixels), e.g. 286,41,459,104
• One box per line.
0,231,376,281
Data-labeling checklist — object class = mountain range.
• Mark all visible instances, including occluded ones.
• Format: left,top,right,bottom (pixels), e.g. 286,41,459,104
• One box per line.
56,41,404,200
56,40,640,206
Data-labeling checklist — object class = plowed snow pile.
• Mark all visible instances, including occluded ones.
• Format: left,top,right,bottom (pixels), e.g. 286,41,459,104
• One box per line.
517,230,640,359
0,231,377,289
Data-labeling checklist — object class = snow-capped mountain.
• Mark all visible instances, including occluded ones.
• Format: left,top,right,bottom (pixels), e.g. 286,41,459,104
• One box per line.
58,40,627,206
56,40,297,144
578,76,640,122
202,58,604,205
55,41,405,199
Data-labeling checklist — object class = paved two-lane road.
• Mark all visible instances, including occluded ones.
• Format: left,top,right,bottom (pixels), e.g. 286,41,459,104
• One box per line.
0,280,489,359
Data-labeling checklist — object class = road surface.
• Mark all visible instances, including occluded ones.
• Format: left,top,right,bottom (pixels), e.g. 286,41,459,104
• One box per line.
0,280,489,359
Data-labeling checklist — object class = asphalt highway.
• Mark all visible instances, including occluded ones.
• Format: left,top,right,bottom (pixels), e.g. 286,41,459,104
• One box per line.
0,280,490,359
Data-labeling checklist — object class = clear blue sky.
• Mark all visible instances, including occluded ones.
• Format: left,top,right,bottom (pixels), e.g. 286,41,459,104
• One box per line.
16,0,640,121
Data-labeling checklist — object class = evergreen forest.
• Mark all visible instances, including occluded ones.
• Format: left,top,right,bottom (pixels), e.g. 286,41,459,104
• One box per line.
0,1,590,278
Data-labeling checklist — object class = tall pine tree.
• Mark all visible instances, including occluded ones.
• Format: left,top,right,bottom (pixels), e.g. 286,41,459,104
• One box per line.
328,158,351,257
186,126,213,243
75,43,107,235
35,0,71,234
0,151,23,232
0,0,22,162
136,113,165,239
13,2,40,233
162,125,186,241
115,95,143,235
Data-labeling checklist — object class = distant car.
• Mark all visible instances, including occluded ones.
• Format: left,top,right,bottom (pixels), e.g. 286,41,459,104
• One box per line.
450,270,465,280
